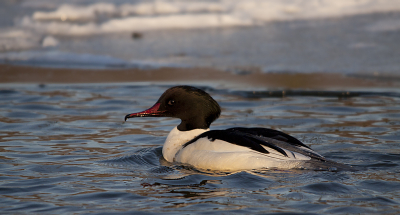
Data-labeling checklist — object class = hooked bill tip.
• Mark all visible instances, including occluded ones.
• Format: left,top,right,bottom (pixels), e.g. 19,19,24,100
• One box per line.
124,103,162,122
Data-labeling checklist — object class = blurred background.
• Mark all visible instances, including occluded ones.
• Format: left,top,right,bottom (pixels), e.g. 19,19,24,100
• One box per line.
1,1,400,214
1,0,400,76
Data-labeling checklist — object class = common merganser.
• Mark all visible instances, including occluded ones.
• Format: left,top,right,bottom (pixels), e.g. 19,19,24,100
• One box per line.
125,86,344,171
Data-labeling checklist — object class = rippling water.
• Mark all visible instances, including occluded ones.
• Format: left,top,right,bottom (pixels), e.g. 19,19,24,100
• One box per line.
1,84,399,214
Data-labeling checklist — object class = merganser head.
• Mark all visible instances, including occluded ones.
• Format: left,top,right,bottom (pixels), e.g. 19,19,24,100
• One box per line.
125,86,221,131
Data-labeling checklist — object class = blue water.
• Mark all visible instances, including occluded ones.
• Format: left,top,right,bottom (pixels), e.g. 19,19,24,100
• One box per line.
0,84,399,214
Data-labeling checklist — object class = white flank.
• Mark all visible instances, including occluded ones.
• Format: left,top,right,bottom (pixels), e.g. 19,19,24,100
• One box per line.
174,137,309,171
161,127,317,171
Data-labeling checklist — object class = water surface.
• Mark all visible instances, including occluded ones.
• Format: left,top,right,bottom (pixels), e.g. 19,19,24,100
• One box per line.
0,84,399,214
2,0,400,74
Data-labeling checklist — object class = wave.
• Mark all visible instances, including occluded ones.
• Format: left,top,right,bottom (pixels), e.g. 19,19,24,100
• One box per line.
2,0,400,69
18,0,400,36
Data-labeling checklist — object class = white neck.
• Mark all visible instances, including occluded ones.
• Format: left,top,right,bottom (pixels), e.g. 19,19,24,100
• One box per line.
162,126,209,162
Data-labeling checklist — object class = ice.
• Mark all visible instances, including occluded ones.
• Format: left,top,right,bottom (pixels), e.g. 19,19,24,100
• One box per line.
2,0,400,71
101,14,253,32
20,13,253,35
0,29,42,51
230,0,400,21
20,17,99,36
17,0,400,36
32,3,117,21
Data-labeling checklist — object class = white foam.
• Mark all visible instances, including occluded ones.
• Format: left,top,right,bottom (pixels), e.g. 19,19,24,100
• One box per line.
237,0,400,21
20,16,99,36
33,3,116,21
0,29,42,51
42,36,59,47
101,14,253,32
16,0,400,36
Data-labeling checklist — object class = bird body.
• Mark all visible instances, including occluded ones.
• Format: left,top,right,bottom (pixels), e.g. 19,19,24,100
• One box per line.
125,86,347,171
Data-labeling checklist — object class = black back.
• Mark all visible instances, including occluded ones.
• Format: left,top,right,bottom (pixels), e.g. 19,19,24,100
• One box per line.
183,128,291,157
226,127,311,149
181,127,328,161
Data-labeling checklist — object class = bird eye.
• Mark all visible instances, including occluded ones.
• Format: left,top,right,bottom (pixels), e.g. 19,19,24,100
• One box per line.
167,100,175,106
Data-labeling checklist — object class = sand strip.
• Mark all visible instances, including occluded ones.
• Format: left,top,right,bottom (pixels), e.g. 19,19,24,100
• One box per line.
1,64,398,89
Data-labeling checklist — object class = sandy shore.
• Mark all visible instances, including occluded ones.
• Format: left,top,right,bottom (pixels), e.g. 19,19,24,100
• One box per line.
1,64,399,89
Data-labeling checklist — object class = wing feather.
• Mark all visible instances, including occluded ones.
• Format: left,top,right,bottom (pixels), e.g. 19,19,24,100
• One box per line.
183,129,288,157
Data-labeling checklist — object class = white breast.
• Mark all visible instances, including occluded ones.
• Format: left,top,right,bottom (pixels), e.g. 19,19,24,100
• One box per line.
162,126,209,162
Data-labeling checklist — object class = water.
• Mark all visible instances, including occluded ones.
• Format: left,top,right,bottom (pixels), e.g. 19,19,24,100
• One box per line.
1,0,399,213
1,0,400,74
1,84,399,214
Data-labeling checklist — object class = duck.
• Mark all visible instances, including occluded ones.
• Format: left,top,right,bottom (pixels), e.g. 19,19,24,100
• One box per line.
125,85,346,171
